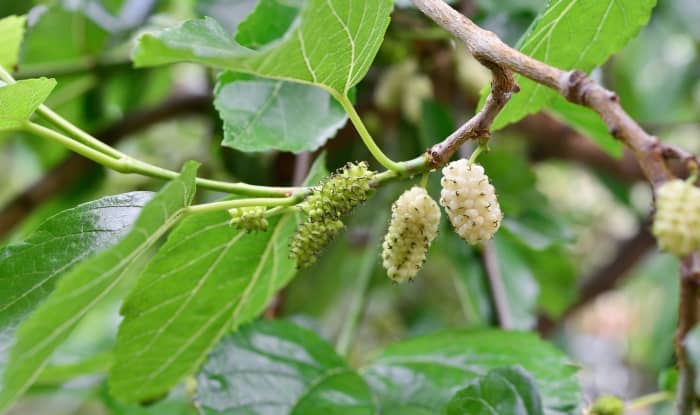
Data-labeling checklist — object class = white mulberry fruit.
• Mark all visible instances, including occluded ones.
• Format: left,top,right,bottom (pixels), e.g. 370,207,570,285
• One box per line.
382,187,440,283
440,160,502,244
652,179,700,256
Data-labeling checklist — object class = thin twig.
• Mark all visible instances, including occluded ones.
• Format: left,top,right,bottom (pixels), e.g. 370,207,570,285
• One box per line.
677,254,700,415
481,240,513,329
537,223,656,335
427,65,518,167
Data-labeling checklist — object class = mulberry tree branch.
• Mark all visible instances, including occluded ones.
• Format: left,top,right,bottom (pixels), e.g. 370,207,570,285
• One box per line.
411,1,698,413
412,0,674,185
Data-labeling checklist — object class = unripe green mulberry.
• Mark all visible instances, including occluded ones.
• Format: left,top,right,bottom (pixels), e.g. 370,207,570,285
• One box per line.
290,219,344,269
652,179,700,256
301,161,374,221
382,187,440,283
290,161,375,269
440,159,502,245
229,206,268,232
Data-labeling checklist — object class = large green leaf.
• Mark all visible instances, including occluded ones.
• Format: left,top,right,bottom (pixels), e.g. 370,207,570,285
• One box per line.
108,156,328,403
196,320,375,415
0,15,25,69
133,0,392,98
215,71,347,153
0,162,199,413
445,366,545,415
109,213,298,402
0,192,152,368
363,329,580,415
0,78,56,131
488,0,656,130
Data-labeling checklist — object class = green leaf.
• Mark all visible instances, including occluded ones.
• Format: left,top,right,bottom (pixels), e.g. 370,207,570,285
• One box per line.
215,71,347,153
0,78,57,131
109,212,299,402
235,0,304,49
109,155,329,402
0,15,25,69
196,320,375,415
364,329,581,415
491,233,539,329
0,162,199,413
133,0,393,98
445,366,545,415
548,97,622,158
488,0,656,130
0,192,152,368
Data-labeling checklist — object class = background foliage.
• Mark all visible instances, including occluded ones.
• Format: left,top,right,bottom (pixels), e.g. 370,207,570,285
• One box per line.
1,0,699,414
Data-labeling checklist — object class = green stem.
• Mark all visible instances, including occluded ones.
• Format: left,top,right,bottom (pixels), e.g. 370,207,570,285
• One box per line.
23,121,297,197
336,212,388,357
1,64,124,159
468,143,485,165
23,122,128,170
36,105,125,159
334,93,404,173
184,196,302,215
419,172,430,188
627,391,673,410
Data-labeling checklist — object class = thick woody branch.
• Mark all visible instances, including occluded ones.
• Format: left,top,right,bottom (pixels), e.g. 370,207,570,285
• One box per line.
677,253,700,415
411,0,674,185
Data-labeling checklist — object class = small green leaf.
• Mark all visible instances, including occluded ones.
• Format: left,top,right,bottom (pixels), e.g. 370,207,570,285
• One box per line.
196,320,375,415
364,329,581,415
235,0,304,49
0,15,26,69
445,366,545,415
133,0,392,98
215,71,347,153
486,0,657,130
0,162,198,413
0,78,57,131
0,192,152,372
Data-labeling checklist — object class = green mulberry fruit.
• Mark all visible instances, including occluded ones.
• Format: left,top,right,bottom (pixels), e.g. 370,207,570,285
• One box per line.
229,206,268,233
440,159,502,245
652,179,700,256
301,161,374,220
382,187,440,283
290,219,344,269
290,162,375,269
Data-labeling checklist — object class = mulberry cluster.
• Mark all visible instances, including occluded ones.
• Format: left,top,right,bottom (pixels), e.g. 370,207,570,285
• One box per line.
440,159,502,245
228,206,268,232
652,179,700,256
382,187,440,283
290,162,375,268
